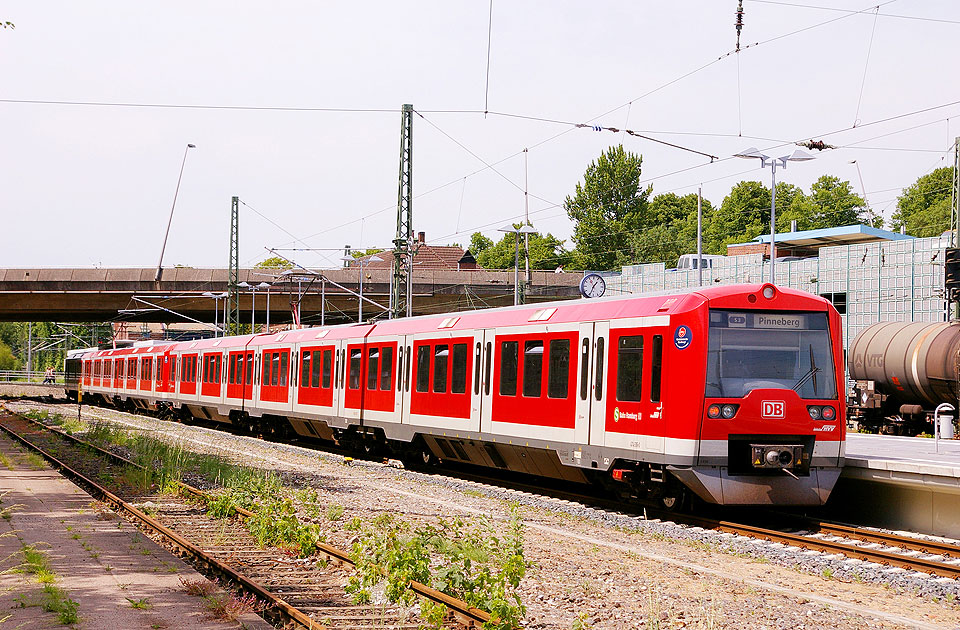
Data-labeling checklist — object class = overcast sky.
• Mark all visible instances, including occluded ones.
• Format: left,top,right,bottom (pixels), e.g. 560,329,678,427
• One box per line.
2,1,958,269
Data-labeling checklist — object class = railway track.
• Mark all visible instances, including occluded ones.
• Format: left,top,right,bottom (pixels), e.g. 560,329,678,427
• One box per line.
12,399,960,586
0,408,492,630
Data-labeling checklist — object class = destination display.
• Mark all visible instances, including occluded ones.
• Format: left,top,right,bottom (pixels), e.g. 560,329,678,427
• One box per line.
710,310,824,330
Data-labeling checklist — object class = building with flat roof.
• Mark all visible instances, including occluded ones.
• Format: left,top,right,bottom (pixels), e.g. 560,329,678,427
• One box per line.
608,225,949,350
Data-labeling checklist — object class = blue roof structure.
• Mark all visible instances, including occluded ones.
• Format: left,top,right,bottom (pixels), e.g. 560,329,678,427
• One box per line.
734,224,913,248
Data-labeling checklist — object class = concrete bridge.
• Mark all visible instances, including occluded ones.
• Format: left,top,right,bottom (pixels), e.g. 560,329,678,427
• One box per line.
0,267,584,325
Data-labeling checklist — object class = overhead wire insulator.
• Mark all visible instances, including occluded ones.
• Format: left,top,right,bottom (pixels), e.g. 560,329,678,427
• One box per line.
797,140,837,151
735,0,744,52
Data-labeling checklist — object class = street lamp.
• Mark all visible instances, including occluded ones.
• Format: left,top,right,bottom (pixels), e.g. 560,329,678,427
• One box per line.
342,254,384,322
848,159,877,226
238,282,271,332
733,148,814,284
201,291,227,336
497,224,537,306
155,143,196,284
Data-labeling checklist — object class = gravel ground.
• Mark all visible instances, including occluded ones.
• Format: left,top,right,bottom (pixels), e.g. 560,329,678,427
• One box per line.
7,398,960,630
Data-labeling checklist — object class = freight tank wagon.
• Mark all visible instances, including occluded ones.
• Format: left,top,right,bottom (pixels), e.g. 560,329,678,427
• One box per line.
66,283,845,507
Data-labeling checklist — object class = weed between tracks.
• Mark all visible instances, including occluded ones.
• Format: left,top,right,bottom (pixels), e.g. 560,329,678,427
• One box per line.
345,504,528,630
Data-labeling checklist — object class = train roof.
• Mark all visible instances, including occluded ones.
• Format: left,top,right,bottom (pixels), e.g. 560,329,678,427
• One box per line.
79,283,831,359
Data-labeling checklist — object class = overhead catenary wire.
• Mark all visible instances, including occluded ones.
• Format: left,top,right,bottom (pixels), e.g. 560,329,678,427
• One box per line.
853,5,881,127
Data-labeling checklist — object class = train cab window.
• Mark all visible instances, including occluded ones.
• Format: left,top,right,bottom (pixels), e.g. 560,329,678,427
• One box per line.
300,352,311,387
279,353,288,387
433,345,448,393
651,335,663,402
322,350,332,388
416,346,430,392
380,346,393,391
580,339,590,400
594,338,605,401
473,343,481,395
348,349,362,390
616,335,644,402
499,341,519,396
548,339,570,399
523,341,544,397
451,343,467,394
367,348,380,390
484,342,492,396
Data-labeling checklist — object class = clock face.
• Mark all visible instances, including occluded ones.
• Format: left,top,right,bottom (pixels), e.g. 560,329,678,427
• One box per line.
579,273,606,298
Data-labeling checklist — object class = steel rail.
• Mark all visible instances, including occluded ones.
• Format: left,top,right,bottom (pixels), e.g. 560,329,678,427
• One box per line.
0,410,493,628
812,521,960,559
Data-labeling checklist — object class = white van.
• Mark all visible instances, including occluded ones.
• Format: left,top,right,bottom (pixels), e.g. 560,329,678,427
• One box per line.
675,254,724,271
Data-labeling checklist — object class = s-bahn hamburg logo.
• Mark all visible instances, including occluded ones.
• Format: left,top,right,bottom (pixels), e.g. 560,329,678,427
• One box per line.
674,325,692,350
761,401,785,419
613,408,620,423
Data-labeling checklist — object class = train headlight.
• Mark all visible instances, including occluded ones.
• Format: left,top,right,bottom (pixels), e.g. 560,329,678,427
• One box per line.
762,285,776,299
707,404,722,418
821,406,836,420
721,404,738,419
807,405,822,420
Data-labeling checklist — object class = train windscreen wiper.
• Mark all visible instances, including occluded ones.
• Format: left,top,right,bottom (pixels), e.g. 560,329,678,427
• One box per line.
792,344,820,393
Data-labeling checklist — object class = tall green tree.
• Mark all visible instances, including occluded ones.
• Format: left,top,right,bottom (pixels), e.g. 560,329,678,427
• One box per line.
254,256,294,269
474,227,571,271
627,192,713,267
706,180,771,253
469,232,494,257
780,175,872,230
564,145,651,270
891,167,954,237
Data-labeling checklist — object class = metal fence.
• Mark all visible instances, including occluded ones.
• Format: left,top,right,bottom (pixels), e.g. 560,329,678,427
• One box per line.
0,370,63,385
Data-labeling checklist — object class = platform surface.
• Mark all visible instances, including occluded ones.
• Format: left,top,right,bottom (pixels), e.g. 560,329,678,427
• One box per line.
844,432,960,481
0,433,272,630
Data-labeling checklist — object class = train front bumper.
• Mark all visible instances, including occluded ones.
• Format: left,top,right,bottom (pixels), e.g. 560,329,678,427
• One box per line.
667,465,841,505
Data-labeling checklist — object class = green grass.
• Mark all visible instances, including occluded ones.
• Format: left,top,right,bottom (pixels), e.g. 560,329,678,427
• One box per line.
14,544,79,625
126,597,151,609
0,452,13,470
21,453,46,470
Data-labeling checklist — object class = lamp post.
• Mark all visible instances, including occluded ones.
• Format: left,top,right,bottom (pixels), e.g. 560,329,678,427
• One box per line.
155,143,196,284
202,291,227,336
497,224,537,305
342,254,384,322
734,148,815,284
849,159,876,225
237,282,270,332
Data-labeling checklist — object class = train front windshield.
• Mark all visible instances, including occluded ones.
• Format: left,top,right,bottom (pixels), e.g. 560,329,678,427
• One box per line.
705,310,836,400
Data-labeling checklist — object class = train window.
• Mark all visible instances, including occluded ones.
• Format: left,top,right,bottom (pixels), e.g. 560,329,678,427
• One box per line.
616,335,643,402
580,339,590,400
301,352,311,387
651,335,663,402
380,346,393,391
322,350,331,388
484,342,492,396
433,345,448,393
230,355,237,384
452,343,467,394
499,341,519,396
594,338,605,401
473,343,481,395
416,346,430,392
367,348,380,390
405,345,411,392
169,359,176,382
279,353,288,387
523,341,544,397
245,353,253,385
216,355,222,384
548,339,570,399
348,349,362,390
309,350,319,388
398,346,404,391
156,360,161,383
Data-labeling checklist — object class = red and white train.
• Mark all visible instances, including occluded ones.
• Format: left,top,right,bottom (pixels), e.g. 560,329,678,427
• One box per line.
65,283,845,507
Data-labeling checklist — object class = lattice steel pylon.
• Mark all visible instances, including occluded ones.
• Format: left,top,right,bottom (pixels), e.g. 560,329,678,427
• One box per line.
392,104,414,319
227,196,240,334
952,137,960,249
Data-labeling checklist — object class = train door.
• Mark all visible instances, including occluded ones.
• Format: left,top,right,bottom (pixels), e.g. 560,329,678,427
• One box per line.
575,323,594,445
479,330,495,433
588,322,609,447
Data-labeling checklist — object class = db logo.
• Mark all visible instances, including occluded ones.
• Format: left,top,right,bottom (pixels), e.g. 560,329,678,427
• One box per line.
761,401,785,419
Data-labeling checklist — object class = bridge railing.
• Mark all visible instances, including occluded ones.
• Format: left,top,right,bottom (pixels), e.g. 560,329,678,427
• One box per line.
0,370,63,385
